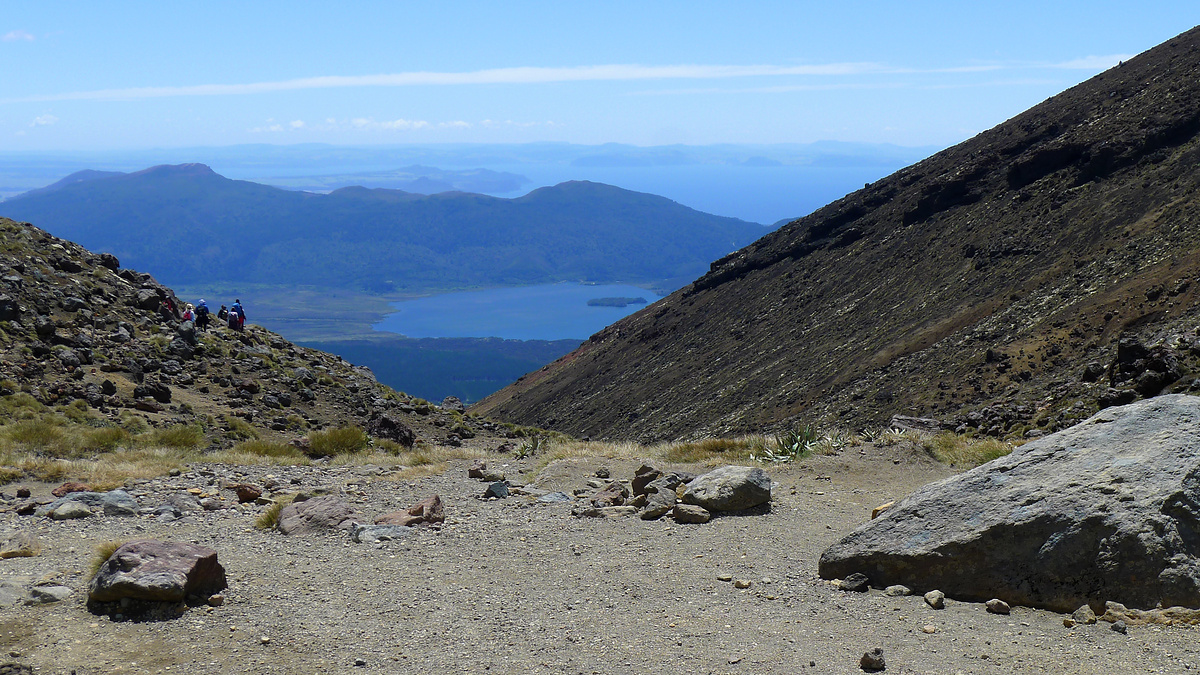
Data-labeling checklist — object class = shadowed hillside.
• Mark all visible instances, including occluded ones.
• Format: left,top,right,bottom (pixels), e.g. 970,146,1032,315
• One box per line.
475,26,1200,441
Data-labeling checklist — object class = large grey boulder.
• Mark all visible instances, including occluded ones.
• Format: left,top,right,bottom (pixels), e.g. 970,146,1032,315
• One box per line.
819,395,1200,612
276,495,360,535
682,465,771,512
88,540,227,603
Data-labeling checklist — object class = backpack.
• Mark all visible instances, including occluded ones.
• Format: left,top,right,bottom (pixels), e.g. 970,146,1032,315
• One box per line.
197,305,209,318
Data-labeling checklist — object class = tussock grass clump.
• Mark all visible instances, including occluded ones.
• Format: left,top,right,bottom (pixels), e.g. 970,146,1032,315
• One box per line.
87,540,128,581
924,432,1013,468
662,437,762,464
255,494,295,530
0,466,23,485
81,426,130,453
232,439,303,459
3,418,69,454
305,426,368,457
147,425,205,450
223,416,259,441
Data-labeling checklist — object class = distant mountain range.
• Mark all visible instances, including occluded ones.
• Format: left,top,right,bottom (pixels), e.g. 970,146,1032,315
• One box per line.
0,165,768,294
476,25,1200,441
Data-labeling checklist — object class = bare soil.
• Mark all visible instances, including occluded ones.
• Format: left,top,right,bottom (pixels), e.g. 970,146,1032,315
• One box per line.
1,443,1198,674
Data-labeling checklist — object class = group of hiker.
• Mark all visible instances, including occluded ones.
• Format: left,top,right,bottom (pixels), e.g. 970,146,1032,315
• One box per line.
178,298,246,332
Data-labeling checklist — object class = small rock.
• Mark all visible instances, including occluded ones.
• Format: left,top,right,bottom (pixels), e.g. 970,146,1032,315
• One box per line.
354,657,367,667
484,482,509,499
537,492,573,503
1072,604,1097,625
50,501,93,520
230,484,262,503
1063,617,1077,627
733,579,752,589
859,647,886,672
671,504,711,524
871,501,894,519
840,573,870,592
884,585,911,597
1111,620,1127,634
207,594,225,607
921,624,938,634
717,574,733,582
594,467,610,479
260,636,271,645
26,585,73,605
14,487,30,499
0,533,38,559
924,590,945,609
986,598,1011,615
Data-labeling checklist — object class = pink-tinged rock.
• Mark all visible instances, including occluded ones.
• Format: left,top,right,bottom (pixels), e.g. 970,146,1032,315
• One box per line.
375,494,445,527
277,495,360,535
51,481,92,498
230,484,262,503
88,540,227,603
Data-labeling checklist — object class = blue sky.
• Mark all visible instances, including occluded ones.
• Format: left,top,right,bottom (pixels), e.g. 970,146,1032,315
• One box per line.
3,2,1198,151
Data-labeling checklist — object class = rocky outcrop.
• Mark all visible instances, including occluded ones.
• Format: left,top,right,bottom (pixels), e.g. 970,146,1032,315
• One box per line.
87,540,227,604
819,395,1200,612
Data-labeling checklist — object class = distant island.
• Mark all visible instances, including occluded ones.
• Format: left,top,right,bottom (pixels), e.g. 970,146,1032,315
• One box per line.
587,296,648,308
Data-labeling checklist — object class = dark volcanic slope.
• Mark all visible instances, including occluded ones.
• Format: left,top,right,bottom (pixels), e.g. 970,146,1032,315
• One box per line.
0,217,504,449
476,26,1200,441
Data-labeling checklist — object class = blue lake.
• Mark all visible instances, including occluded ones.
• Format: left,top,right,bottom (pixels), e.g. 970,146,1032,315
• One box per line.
374,283,662,341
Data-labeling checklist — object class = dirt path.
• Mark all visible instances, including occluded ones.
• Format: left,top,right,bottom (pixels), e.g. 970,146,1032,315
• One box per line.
2,444,1198,674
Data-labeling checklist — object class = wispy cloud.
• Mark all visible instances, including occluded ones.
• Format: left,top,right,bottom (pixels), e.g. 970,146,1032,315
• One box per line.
2,30,34,42
30,114,57,126
1050,54,1134,70
3,63,881,103
1,57,1131,104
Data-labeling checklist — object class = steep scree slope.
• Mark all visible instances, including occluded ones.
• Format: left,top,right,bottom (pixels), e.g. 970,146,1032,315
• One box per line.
475,26,1200,441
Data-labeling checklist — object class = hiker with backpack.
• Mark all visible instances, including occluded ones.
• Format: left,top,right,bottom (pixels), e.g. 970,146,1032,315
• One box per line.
182,304,195,322
231,299,246,331
195,299,211,332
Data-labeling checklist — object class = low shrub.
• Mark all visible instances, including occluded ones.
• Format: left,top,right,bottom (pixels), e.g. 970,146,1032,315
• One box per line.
306,426,368,457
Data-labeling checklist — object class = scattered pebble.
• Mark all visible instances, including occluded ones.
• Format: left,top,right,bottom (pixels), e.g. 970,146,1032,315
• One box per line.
1112,620,1128,634
717,574,733,582
733,579,752,589
840,573,870,592
884,584,911,597
922,624,938,634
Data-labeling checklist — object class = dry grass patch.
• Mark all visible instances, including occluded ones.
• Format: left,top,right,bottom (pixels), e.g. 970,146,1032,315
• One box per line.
255,494,296,530
924,432,1014,468
86,540,127,581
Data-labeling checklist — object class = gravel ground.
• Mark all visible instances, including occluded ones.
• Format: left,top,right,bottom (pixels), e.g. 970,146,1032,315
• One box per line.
1,444,1199,674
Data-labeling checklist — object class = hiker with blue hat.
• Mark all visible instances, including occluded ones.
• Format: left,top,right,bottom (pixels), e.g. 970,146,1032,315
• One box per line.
195,299,210,332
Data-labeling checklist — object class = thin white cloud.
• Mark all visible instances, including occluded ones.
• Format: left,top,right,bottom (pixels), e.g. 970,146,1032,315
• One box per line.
289,120,305,129
0,57,1131,105
3,62,881,103
1050,54,1134,70
2,30,34,42
30,114,57,126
